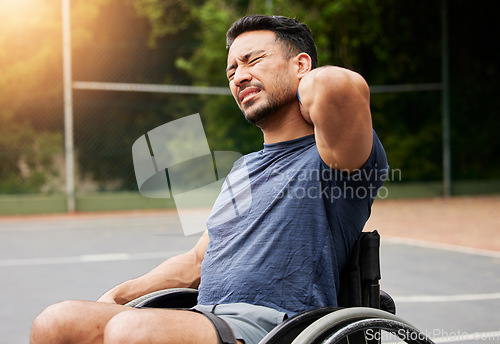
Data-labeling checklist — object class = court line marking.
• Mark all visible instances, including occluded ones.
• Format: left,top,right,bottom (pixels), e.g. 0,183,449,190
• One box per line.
383,236,500,303
383,236,500,259
3,235,499,305
0,219,178,233
0,251,185,267
393,292,500,303
3,252,500,304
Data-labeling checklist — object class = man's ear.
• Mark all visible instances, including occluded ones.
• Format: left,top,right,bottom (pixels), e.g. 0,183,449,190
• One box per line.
296,52,312,78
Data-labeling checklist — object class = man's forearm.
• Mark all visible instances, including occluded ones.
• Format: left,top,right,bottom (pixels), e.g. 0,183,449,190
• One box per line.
98,231,209,305
98,250,202,305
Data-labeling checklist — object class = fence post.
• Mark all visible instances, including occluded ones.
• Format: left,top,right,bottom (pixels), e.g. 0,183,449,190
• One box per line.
441,0,452,197
62,0,75,212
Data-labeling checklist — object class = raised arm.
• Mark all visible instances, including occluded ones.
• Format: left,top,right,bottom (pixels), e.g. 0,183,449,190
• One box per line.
98,230,210,305
298,66,373,172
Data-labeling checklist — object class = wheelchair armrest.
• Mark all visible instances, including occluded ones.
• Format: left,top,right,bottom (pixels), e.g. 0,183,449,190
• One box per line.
380,289,396,315
125,288,199,309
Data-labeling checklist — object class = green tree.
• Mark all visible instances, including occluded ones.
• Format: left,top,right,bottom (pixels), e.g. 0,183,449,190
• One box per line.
131,0,391,154
3,0,496,196
0,116,62,193
0,1,78,193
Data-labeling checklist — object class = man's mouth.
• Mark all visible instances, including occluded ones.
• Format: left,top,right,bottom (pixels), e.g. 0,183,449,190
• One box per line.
238,87,261,105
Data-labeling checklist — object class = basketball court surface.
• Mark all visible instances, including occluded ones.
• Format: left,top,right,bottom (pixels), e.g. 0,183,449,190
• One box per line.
1,196,499,343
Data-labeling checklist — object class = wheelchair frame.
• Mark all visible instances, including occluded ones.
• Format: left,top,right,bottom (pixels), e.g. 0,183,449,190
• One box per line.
126,231,435,344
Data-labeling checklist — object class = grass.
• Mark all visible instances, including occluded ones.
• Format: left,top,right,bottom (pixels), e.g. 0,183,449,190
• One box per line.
0,180,499,216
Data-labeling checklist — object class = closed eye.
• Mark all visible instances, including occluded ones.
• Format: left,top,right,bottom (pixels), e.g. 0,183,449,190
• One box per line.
226,55,265,81
250,56,263,64
227,68,235,81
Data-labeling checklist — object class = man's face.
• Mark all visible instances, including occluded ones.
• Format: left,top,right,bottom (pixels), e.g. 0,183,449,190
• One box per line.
226,30,297,126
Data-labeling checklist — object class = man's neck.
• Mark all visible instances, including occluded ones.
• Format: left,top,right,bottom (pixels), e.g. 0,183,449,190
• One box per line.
259,108,314,144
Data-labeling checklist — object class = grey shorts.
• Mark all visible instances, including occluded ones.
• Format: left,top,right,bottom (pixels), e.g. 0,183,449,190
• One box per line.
192,303,288,344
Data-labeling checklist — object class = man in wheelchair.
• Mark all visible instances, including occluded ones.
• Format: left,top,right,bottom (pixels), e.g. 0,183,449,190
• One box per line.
31,15,391,344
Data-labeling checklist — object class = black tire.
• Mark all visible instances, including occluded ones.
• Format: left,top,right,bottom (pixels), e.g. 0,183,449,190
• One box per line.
125,288,198,309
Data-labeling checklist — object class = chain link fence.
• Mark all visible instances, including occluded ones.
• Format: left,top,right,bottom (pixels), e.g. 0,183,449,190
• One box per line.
1,0,498,215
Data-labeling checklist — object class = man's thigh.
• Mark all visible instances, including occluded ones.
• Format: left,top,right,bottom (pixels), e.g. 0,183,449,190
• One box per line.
32,301,225,344
104,308,222,344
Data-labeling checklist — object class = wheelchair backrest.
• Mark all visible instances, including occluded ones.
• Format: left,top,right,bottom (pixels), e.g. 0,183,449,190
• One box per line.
337,230,381,309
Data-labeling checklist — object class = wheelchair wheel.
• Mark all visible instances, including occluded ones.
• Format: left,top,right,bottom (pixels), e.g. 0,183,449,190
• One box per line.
290,307,434,344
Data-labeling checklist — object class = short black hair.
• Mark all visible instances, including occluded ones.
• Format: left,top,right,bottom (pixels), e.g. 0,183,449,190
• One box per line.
226,15,318,69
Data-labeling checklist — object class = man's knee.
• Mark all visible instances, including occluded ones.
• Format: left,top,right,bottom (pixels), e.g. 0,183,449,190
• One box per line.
30,300,82,344
104,309,221,344
104,310,145,344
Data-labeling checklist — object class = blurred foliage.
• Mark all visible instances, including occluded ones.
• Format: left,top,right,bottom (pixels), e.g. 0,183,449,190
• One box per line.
0,116,62,193
0,0,111,193
0,0,498,195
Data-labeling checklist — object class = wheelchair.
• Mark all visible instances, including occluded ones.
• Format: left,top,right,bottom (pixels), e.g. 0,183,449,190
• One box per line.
125,231,435,344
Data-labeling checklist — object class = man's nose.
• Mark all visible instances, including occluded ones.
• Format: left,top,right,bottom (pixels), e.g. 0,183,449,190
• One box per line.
233,67,252,87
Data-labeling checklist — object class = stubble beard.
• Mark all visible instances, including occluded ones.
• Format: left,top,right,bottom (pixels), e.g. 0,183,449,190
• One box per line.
241,84,296,127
